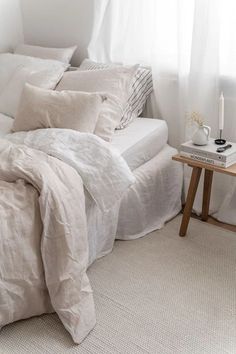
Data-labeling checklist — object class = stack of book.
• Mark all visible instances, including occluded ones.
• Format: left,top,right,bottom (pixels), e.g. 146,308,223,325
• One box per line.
180,139,236,168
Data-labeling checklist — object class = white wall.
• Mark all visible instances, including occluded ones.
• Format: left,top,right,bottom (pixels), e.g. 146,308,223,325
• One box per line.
20,0,94,66
0,0,24,52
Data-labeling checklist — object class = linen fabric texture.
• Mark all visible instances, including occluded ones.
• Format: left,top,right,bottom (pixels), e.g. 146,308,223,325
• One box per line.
57,65,138,141
79,59,153,129
0,139,95,344
14,44,77,64
0,113,183,272
13,84,106,133
0,53,68,118
0,128,135,342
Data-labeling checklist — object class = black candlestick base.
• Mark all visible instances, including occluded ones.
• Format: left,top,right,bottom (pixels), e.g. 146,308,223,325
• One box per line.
215,138,226,145
215,129,226,145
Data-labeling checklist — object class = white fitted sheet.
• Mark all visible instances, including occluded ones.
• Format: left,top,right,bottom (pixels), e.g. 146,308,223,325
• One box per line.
112,118,168,170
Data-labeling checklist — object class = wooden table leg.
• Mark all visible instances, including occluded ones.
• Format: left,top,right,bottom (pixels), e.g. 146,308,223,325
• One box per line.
201,169,213,221
179,166,202,237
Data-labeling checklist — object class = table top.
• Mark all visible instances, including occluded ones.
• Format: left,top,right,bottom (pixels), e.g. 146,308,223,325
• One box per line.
172,154,236,177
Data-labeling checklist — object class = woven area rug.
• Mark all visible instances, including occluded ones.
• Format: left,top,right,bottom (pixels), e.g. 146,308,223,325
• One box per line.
0,216,236,354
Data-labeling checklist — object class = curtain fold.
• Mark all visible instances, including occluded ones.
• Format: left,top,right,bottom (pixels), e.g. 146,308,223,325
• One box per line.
88,0,236,226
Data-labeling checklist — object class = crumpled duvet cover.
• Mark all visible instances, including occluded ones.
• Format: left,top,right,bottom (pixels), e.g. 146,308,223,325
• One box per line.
0,129,135,343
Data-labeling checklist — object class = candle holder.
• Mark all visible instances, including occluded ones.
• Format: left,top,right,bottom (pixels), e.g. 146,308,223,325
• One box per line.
215,129,226,145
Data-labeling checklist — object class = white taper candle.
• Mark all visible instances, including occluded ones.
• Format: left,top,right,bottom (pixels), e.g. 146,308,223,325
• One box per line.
219,92,224,130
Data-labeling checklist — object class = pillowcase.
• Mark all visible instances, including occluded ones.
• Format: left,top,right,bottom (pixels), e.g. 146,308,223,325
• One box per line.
14,44,77,64
57,65,137,141
79,59,153,129
0,53,68,118
13,83,106,133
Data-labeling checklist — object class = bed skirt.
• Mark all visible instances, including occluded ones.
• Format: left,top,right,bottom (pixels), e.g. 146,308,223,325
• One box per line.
87,144,183,265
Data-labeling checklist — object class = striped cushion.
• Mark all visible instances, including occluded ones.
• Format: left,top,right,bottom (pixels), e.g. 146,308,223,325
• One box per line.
79,59,153,129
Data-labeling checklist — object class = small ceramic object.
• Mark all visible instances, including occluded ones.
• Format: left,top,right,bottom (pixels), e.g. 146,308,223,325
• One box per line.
192,125,211,146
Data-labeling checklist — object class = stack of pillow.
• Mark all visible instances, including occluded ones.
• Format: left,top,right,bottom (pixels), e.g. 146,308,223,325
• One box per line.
0,44,153,141
79,59,153,130
56,63,139,141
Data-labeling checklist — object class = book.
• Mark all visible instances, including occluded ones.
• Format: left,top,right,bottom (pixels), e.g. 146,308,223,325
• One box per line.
180,151,231,167
180,139,236,168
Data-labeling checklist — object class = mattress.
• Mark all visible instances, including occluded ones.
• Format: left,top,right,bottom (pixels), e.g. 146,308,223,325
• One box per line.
112,118,168,170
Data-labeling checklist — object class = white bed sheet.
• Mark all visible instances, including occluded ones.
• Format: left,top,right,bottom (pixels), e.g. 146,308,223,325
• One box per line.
112,118,168,170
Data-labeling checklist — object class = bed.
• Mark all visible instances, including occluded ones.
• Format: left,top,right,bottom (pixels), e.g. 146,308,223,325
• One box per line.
0,51,183,344
0,113,183,265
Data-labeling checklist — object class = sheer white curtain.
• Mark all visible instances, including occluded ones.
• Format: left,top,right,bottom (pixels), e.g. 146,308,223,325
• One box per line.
88,0,236,225
89,0,194,145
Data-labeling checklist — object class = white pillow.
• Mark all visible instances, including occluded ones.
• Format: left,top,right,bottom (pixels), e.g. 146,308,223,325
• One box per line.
15,44,77,64
13,84,106,133
57,65,138,141
80,59,153,129
0,53,68,118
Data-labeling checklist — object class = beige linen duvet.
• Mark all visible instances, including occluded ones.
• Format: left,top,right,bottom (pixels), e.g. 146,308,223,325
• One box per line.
0,139,95,343
0,130,135,343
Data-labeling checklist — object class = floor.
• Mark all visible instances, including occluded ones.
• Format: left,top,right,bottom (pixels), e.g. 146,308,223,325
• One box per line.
0,215,236,354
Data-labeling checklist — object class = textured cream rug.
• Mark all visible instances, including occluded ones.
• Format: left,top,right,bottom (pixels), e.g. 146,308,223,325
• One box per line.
0,216,236,354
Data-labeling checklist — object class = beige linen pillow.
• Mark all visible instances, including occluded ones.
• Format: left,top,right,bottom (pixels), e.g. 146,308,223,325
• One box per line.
13,84,106,133
0,53,68,118
56,65,138,141
15,44,77,64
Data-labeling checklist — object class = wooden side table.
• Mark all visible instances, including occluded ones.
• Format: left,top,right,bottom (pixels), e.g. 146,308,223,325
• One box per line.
172,154,236,236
